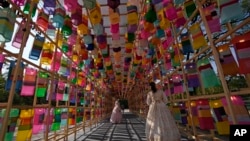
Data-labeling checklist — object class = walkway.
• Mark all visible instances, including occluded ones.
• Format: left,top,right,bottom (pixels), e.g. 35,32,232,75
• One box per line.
73,110,190,141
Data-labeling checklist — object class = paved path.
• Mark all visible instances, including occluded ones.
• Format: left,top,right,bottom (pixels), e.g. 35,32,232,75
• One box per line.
80,112,146,141
74,111,190,141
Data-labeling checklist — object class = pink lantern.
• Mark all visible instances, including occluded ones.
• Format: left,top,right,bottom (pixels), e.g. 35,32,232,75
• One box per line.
112,32,120,40
140,30,150,39
0,54,5,65
12,0,26,6
12,21,27,48
64,0,79,12
204,5,220,33
165,4,177,21
110,23,119,33
67,30,77,46
71,5,82,27
51,51,62,72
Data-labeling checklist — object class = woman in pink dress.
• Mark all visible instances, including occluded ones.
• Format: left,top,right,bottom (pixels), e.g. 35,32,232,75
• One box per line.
146,81,181,141
110,100,122,124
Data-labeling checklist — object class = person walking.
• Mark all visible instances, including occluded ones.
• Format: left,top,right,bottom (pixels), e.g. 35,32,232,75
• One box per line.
146,81,181,141
110,100,122,124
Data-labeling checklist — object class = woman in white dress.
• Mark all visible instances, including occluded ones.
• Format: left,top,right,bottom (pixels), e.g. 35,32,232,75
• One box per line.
110,100,122,124
146,82,181,141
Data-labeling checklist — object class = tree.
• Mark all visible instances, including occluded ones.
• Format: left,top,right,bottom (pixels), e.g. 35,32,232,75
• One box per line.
0,74,33,105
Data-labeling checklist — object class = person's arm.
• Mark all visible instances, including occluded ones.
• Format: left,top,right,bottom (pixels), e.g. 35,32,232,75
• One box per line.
146,92,152,105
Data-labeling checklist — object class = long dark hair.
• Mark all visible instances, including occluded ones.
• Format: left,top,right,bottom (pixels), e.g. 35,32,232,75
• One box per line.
149,82,157,93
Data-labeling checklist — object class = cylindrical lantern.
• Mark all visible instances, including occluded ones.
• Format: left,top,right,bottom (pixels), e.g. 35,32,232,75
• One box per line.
52,6,66,28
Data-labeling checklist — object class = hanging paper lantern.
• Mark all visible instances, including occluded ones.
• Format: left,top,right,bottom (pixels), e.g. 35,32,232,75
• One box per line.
23,0,37,17
12,20,27,48
5,61,24,92
50,51,62,72
197,58,221,88
126,33,135,42
0,7,16,42
96,34,107,44
203,5,220,33
143,21,155,32
184,0,198,18
16,109,33,140
67,30,77,46
29,34,45,60
41,42,54,65
86,43,94,51
145,6,157,23
77,14,88,36
109,8,120,24
59,57,70,76
187,74,200,87
0,53,5,70
36,11,49,31
35,71,49,97
127,5,138,25
108,0,120,11
72,51,79,63
156,28,165,38
93,23,104,36
127,24,137,33
21,68,37,96
189,23,207,50
64,0,79,12
89,4,102,25
217,44,239,75
180,32,194,54
175,7,186,28
174,0,185,5
32,108,45,134
110,23,119,33
83,34,93,44
165,3,177,21
111,32,120,41
83,0,96,10
46,23,56,37
43,0,56,15
52,6,66,28
12,0,26,6
61,15,73,38
71,7,82,27
231,32,250,74
218,0,244,24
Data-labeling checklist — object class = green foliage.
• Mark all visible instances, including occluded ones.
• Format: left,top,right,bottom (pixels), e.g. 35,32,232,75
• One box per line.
241,0,250,13
0,74,33,105
227,75,248,91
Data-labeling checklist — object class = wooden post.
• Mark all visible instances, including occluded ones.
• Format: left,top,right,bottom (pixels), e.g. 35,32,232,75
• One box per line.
44,29,60,141
196,0,237,124
171,23,198,138
0,1,34,140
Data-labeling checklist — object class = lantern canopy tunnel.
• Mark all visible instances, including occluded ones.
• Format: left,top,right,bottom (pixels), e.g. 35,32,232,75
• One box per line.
0,0,250,140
